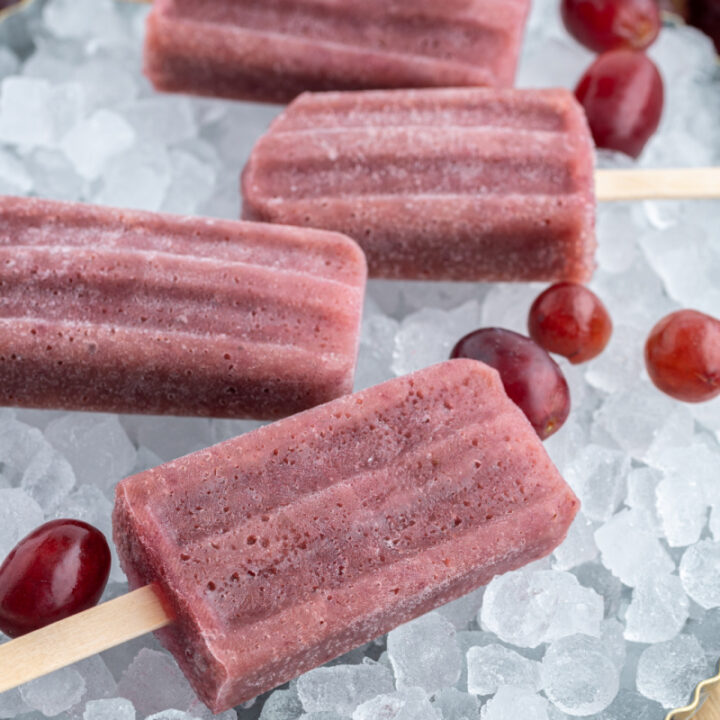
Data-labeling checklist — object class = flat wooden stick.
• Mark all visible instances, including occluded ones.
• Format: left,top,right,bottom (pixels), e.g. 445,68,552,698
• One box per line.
0,585,170,693
596,167,720,202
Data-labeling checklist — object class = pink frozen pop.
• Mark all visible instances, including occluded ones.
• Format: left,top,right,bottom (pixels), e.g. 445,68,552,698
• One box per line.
144,0,532,104
243,87,597,282
0,195,366,419
0,361,578,710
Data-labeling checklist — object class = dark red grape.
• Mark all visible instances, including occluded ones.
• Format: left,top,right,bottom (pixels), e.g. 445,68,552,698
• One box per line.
451,328,571,439
679,0,720,54
645,309,720,403
0,519,111,637
561,0,661,52
528,283,613,364
575,49,664,158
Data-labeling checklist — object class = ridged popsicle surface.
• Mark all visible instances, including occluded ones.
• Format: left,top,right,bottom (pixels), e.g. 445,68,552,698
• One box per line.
114,359,579,712
243,87,597,282
0,196,366,418
144,0,531,103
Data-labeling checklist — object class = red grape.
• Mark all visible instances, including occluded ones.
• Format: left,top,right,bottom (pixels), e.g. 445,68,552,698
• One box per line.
0,519,111,637
561,0,661,52
451,328,571,439
575,49,664,158
528,283,613,364
645,309,720,403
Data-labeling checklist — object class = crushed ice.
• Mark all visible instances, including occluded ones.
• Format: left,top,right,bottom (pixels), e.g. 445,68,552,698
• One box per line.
0,0,718,718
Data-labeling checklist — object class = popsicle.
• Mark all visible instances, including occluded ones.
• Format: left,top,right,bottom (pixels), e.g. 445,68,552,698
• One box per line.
110,359,578,711
242,87,597,282
0,195,366,419
143,0,532,104
243,86,720,282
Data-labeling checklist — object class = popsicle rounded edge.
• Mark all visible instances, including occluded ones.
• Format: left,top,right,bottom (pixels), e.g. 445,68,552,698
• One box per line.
113,358,579,712
241,86,599,283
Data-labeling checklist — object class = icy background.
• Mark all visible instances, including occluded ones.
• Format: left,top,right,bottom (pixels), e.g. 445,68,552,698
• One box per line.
0,0,718,719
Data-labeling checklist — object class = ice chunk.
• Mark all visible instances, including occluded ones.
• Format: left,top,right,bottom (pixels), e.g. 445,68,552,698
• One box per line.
480,570,603,648
21,443,76,513
61,110,136,179
687,607,720,656
625,468,662,536
72,655,118,711
0,419,46,485
124,97,197,146
679,541,720,609
480,283,546,334
552,513,598,571
73,57,139,111
0,147,32,194
563,446,629,522
624,574,689,643
593,384,681,459
352,688,438,720
711,503,720,542
0,47,18,79
297,662,394,716
639,224,720,316
20,667,86,717
0,77,55,147
594,690,664,720
131,416,214,462
644,404,695,467
259,688,303,720
466,644,540,695
656,473,708,547
0,488,44,559
595,206,639,275
0,688,31,719
436,586,484,631
481,687,549,720
54,484,113,528
83,698,135,720
161,149,215,215
96,143,172,212
635,635,710,709
25,149,83,202
43,0,129,42
594,510,675,587
391,301,483,377
585,325,646,395
599,619,626,672
541,635,619,716
145,713,199,720
455,630,498,691
572,563,624,618
387,612,462,694
354,309,400,392
432,688,478,720
117,649,214,720
45,414,136,489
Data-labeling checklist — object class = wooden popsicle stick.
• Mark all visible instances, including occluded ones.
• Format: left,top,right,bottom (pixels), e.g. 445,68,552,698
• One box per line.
596,167,720,202
0,585,170,694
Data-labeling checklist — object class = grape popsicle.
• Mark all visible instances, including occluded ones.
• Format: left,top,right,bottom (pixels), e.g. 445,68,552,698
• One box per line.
144,0,531,103
243,86,720,282
0,360,578,711
0,195,366,419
